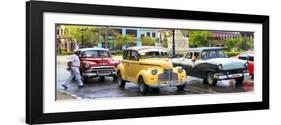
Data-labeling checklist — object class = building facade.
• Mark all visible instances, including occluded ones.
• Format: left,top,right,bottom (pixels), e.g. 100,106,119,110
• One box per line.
56,25,79,53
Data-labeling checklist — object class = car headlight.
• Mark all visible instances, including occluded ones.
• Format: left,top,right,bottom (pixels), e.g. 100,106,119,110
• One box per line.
218,64,223,70
178,67,183,73
244,62,248,68
84,63,91,68
151,69,158,75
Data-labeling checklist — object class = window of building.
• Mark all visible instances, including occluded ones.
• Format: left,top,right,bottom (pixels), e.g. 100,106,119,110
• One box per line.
126,29,137,37
152,32,156,37
146,32,150,37
141,34,145,38
112,28,122,36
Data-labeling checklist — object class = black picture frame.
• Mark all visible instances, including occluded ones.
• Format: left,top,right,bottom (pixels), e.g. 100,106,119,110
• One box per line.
26,1,269,124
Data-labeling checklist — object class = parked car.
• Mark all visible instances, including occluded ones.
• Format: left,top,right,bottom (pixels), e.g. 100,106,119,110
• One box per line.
116,46,187,94
172,47,249,86
236,52,254,79
76,48,119,82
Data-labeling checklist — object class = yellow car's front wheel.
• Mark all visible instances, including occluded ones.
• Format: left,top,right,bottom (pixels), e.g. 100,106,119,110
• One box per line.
117,72,126,88
138,77,149,94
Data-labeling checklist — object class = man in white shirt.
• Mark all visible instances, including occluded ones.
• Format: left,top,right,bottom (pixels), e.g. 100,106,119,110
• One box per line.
62,50,84,89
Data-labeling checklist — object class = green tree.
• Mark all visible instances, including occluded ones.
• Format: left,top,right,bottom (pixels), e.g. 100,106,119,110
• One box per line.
224,37,244,52
162,32,173,48
245,37,254,49
141,37,155,46
111,34,136,47
91,27,117,48
63,25,100,47
188,31,212,47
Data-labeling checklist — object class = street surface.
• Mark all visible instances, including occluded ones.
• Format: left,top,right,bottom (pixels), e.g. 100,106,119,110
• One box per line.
56,56,253,100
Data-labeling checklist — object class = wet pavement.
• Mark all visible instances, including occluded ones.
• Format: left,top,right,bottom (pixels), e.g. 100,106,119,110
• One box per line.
56,62,254,100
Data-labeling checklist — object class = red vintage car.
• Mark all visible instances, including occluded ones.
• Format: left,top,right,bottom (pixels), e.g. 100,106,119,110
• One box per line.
236,51,254,79
76,48,119,82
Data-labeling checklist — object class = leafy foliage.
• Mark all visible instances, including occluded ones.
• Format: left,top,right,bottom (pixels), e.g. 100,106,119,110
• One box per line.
162,32,173,48
63,25,102,47
110,34,136,47
91,27,118,48
224,36,254,52
141,37,156,46
225,51,240,57
188,31,212,47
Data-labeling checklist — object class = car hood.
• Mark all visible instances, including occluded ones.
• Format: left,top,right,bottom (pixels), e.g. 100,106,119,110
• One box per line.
139,58,173,68
81,57,117,66
207,58,247,70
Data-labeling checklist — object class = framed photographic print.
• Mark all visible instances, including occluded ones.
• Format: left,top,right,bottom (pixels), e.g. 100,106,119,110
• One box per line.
26,1,269,124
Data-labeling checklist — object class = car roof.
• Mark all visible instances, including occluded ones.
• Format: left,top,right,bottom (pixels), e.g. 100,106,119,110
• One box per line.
78,47,109,52
126,46,171,51
187,47,224,52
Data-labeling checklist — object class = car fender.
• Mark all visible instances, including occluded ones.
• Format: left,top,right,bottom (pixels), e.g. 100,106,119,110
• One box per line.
116,63,125,80
136,68,157,84
80,61,97,72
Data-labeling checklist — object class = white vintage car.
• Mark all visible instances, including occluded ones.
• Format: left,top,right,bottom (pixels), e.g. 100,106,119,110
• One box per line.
172,47,249,86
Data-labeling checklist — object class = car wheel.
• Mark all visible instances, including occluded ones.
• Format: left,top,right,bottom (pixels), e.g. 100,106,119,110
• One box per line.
113,75,118,81
150,88,160,92
117,72,126,88
206,72,217,86
138,77,149,94
235,77,244,86
81,76,88,83
176,84,186,91
99,76,105,81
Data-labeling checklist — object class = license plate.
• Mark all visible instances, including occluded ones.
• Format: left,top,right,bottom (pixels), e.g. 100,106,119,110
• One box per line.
97,71,111,76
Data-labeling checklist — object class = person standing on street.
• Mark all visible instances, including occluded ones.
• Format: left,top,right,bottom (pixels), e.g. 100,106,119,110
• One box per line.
62,50,84,89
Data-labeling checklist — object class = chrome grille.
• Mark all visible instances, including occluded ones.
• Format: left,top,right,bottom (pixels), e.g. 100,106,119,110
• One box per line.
158,68,178,81
91,67,115,73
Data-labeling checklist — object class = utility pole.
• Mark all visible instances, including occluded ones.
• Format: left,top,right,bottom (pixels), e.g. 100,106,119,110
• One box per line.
172,29,175,58
80,27,87,48
105,27,109,48
81,31,84,48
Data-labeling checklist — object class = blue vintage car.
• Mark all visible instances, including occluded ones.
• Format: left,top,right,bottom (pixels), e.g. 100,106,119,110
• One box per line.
172,47,249,86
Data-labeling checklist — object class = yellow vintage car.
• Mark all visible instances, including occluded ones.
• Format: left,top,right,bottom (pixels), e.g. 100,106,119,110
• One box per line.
116,46,187,93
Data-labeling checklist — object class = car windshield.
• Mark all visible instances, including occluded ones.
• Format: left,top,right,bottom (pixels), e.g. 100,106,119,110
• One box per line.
82,50,111,58
201,49,227,60
139,50,171,58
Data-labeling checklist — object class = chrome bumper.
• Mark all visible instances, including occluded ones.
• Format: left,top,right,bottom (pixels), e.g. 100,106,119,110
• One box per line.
148,81,186,88
82,70,116,77
213,73,250,80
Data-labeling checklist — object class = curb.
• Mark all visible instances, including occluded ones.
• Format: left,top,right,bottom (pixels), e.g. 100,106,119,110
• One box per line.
57,89,82,100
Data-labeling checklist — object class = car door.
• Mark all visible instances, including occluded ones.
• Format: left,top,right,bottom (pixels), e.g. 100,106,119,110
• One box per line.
181,52,194,76
192,51,210,78
191,51,205,78
128,50,141,82
121,50,130,80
